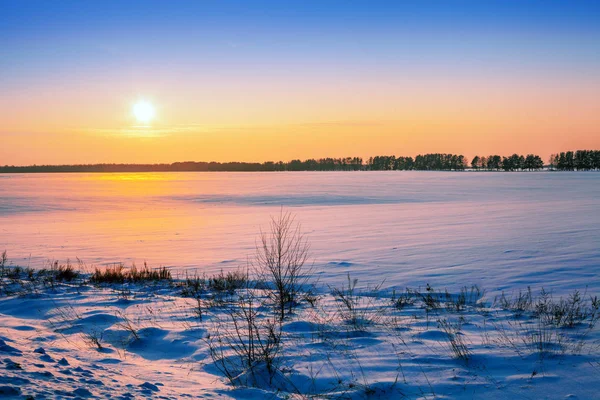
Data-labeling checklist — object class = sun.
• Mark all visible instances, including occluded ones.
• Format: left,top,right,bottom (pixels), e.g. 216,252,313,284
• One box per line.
132,100,155,124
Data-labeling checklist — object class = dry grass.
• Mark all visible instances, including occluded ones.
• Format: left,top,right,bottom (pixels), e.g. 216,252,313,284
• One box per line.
90,263,171,284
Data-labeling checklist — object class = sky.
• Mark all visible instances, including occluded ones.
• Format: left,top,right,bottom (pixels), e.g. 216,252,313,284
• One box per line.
1,0,599,165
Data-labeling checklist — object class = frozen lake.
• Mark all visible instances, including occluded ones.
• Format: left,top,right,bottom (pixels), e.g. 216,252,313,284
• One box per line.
1,171,598,295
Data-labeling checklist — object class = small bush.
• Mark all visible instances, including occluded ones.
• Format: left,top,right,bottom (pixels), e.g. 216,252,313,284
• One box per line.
535,289,599,328
493,289,599,357
52,261,79,282
207,270,247,293
391,288,414,310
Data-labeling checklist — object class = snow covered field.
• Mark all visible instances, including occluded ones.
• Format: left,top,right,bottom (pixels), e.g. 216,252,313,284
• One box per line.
1,171,599,398
1,171,599,296
0,264,598,399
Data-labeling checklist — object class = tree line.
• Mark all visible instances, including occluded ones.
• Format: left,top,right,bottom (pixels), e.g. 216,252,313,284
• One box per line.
469,154,544,171
548,150,600,171
367,154,467,170
1,150,599,173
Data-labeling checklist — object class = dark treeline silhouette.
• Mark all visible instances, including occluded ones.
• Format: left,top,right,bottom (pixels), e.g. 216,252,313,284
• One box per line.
2,150,599,173
367,156,414,170
0,158,364,173
414,154,467,171
470,154,545,171
366,154,467,170
548,150,600,171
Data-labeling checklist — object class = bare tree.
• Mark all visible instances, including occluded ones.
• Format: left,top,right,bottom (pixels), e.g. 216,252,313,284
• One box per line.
255,210,312,321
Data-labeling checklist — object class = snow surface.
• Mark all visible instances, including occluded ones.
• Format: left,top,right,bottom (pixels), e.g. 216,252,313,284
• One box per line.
0,171,599,398
0,276,598,399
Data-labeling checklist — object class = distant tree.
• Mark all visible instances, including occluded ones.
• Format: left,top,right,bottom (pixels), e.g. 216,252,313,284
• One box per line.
479,156,487,170
518,155,525,170
574,150,594,170
486,155,502,171
457,155,467,170
471,156,480,170
548,154,558,170
523,154,543,171
593,151,600,170
524,154,534,170
532,155,544,170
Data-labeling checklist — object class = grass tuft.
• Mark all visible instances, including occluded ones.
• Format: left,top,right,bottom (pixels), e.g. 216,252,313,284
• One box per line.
90,262,171,284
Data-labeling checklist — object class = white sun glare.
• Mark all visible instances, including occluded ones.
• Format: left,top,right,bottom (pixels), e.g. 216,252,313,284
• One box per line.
132,100,155,124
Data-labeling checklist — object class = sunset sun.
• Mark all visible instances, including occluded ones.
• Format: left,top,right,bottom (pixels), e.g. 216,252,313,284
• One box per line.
132,100,155,124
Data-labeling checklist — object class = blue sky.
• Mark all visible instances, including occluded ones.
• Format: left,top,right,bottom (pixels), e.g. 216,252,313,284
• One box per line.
3,1,599,81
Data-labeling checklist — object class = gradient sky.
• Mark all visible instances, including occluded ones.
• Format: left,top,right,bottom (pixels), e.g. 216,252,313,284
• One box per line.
1,0,599,165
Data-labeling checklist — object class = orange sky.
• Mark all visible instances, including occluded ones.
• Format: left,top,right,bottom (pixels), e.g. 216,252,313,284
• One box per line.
2,75,598,165
2,2,599,165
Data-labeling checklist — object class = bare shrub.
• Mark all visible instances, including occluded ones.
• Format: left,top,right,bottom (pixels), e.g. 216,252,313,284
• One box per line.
254,211,312,321
207,289,283,387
